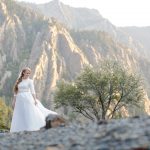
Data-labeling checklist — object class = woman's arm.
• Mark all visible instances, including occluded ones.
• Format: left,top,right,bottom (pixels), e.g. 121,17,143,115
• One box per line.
32,93,37,105
29,79,37,105
12,95,16,109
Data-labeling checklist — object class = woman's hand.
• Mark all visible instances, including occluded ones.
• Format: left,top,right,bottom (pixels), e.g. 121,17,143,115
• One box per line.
34,100,38,105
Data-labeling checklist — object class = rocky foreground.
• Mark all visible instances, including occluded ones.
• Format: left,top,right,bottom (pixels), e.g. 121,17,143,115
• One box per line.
1,116,150,150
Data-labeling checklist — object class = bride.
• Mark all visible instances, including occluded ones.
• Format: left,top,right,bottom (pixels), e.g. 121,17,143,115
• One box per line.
10,67,57,133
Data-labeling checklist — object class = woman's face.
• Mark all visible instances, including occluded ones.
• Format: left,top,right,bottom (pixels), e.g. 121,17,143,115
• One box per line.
23,70,31,79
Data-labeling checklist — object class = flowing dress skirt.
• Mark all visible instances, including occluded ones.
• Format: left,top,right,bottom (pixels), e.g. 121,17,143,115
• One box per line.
10,92,57,132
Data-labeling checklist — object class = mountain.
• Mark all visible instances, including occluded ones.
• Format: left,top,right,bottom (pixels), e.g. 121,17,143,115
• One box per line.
23,0,115,31
25,0,148,58
0,0,150,116
26,0,150,97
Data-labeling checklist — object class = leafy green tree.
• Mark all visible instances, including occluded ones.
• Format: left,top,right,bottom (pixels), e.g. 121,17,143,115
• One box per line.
54,61,144,121
0,98,12,130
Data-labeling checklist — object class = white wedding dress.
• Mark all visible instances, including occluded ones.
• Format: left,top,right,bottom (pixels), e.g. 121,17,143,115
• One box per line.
10,78,57,133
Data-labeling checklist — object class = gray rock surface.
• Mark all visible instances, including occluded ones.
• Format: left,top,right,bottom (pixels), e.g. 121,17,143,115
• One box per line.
0,115,150,150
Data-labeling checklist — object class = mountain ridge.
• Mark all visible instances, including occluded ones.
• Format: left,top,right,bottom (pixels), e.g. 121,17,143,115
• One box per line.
26,0,150,60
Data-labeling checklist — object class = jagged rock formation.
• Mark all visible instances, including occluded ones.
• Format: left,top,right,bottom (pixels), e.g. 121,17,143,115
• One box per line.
0,0,150,116
0,0,90,107
1,115,150,149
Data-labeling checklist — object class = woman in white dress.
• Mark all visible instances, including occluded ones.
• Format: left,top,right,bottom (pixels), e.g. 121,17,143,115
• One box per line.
10,67,57,133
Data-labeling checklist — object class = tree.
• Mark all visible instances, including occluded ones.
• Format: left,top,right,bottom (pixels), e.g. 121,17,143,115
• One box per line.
54,61,144,121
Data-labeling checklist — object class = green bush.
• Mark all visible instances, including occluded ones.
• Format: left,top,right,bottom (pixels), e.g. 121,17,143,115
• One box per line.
0,98,12,130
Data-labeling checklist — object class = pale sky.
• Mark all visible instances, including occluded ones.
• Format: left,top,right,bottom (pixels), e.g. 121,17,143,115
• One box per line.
16,0,150,27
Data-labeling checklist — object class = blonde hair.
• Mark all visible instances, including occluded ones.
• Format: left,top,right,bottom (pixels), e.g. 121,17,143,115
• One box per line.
13,67,31,94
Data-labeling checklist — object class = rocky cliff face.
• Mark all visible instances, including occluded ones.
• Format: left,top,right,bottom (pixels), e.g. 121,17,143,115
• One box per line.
0,0,48,98
0,0,90,106
28,25,89,106
0,0,150,116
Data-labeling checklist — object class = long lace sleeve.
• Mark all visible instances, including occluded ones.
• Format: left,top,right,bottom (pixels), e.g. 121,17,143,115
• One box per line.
29,79,36,94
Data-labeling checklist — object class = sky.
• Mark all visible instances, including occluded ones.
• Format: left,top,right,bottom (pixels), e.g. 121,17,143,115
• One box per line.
16,0,150,27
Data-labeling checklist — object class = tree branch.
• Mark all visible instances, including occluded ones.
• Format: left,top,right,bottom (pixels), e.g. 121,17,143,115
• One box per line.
111,83,124,118
105,81,113,116
75,107,94,121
